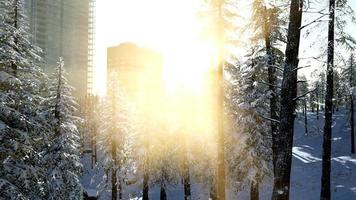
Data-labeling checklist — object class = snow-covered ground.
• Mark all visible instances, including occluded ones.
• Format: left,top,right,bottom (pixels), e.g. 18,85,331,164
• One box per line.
289,110,356,200
81,110,356,199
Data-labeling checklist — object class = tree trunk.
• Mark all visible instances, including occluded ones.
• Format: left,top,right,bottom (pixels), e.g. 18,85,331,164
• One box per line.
118,179,122,200
182,143,191,200
351,56,355,154
111,169,117,200
160,175,167,200
351,95,355,154
272,0,303,199
210,182,217,200
55,61,63,137
93,130,98,164
317,90,320,120
320,0,335,199
250,180,259,200
304,100,308,135
143,141,149,200
264,7,279,170
93,108,98,166
112,140,117,200
91,121,97,169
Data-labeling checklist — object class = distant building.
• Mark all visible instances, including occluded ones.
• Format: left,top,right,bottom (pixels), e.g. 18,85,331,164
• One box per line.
107,43,163,99
24,0,95,96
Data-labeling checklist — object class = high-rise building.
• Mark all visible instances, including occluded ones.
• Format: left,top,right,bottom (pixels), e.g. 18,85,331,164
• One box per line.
107,43,163,99
24,0,95,97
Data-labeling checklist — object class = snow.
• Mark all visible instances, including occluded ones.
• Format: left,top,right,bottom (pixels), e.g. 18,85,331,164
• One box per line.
0,71,20,85
293,146,322,163
289,111,356,200
0,120,5,130
85,188,98,197
81,110,356,199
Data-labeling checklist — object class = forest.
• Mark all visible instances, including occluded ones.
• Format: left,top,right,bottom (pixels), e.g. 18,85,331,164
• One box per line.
0,0,356,200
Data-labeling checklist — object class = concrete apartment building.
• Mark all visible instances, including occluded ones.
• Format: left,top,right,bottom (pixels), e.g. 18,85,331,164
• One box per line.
107,43,163,99
24,0,95,96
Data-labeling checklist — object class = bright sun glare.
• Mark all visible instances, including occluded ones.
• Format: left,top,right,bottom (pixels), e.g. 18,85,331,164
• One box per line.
95,0,219,138
95,0,217,96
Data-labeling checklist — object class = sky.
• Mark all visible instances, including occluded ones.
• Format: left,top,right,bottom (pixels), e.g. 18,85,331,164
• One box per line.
347,1,356,40
94,1,356,95
94,0,203,95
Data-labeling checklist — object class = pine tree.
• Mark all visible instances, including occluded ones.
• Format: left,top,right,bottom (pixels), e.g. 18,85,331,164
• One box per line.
149,131,181,200
333,71,342,112
201,1,241,198
315,2,356,192
272,0,303,199
231,54,272,199
97,71,135,200
0,0,47,199
297,75,309,135
181,135,191,200
312,72,326,119
79,95,100,168
248,0,286,172
41,58,82,200
342,54,356,154
320,0,335,199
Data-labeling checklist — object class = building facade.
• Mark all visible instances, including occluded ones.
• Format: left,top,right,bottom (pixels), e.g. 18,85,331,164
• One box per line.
24,0,95,97
107,43,163,99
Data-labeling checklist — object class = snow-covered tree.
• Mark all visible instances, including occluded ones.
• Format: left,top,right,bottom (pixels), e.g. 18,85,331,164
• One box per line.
0,0,48,199
78,94,100,168
247,0,286,176
148,130,181,200
311,71,326,119
228,54,272,199
340,53,356,154
133,92,181,200
297,75,309,135
41,58,82,200
268,0,304,196
97,71,135,200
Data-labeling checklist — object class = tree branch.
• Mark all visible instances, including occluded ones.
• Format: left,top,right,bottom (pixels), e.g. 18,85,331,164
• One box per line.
258,81,281,89
293,89,316,101
299,14,327,30
293,65,311,71
259,114,280,124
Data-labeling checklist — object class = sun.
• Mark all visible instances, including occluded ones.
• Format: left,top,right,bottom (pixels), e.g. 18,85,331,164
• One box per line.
94,0,218,96
147,0,218,95
95,0,220,137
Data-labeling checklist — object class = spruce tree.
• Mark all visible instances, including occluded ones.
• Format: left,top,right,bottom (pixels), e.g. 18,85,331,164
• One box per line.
97,71,135,200
0,0,47,199
297,75,309,135
248,0,286,170
234,54,272,199
41,58,82,200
